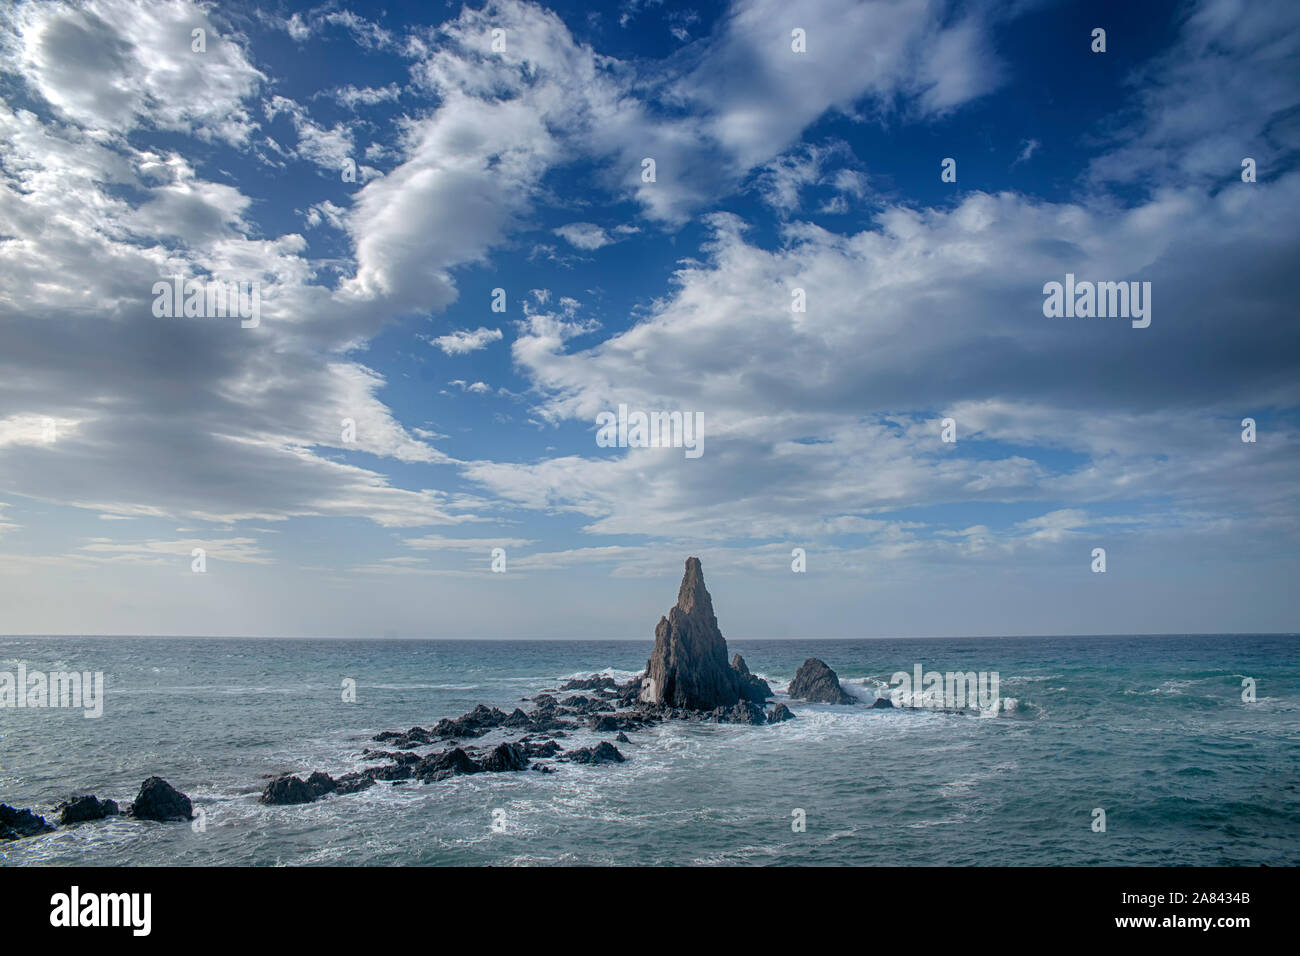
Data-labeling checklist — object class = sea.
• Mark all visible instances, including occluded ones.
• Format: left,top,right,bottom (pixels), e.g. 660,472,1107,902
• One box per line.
1,634,1296,866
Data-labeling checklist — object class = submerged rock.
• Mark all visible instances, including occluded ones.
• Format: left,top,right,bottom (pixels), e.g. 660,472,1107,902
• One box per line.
57,795,119,824
767,702,795,723
870,697,895,709
560,675,620,692
129,777,193,821
0,804,55,840
372,726,434,748
711,701,767,724
640,557,744,710
788,658,856,705
561,742,626,764
334,772,376,795
520,740,563,758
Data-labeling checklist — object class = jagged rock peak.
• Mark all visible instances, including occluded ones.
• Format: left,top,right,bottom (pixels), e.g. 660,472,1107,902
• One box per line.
675,556,714,620
640,557,741,710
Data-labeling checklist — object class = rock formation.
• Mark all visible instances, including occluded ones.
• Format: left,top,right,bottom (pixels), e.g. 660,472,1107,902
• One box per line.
0,803,54,840
129,776,193,821
640,557,749,709
767,702,795,723
57,795,119,824
261,775,316,805
732,653,773,704
788,657,856,704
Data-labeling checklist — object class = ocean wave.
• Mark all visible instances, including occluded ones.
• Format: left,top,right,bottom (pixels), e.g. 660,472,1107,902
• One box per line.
554,666,644,683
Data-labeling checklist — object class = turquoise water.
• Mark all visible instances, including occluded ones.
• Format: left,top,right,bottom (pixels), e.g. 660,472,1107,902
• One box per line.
1,635,1296,866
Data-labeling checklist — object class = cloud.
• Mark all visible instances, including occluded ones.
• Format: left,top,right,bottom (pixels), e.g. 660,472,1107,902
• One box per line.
1012,137,1039,166
402,534,535,551
1087,0,1300,190
0,0,265,144
429,327,504,355
554,222,614,250
79,536,271,565
482,166,1300,541
265,95,356,173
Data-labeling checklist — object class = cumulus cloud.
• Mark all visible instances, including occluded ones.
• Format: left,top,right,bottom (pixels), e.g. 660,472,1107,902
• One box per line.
0,0,265,144
429,327,504,355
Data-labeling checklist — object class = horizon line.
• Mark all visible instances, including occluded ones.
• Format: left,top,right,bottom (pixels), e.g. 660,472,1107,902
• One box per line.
1,632,1295,641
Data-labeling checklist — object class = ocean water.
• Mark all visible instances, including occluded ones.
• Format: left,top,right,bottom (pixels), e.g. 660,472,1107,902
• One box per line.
1,634,1296,866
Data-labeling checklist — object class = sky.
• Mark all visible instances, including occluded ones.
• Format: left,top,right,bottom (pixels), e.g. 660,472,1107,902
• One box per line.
0,0,1297,639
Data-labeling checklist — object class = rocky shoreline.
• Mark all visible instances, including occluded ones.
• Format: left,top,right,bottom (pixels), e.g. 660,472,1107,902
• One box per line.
2,557,887,840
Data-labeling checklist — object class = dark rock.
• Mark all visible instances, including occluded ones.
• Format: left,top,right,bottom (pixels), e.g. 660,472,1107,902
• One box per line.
261,775,316,805
640,557,744,710
361,750,421,765
502,708,535,728
479,742,529,773
368,763,413,782
431,705,510,739
616,677,644,704
767,702,795,723
0,804,55,840
712,701,766,724
591,714,621,733
559,694,614,713
415,747,480,781
788,658,856,705
560,675,620,691
305,772,337,797
372,726,432,745
57,795,119,824
129,776,193,821
520,740,562,758
731,653,773,703
615,732,631,743
561,742,626,764
334,772,376,795
870,697,895,709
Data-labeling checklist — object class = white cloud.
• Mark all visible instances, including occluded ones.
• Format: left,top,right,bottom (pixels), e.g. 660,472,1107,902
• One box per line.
429,327,504,355
554,222,614,250
1,0,265,144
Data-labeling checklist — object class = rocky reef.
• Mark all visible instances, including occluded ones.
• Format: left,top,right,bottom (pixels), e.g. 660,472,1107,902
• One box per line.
2,559,904,843
1,776,193,843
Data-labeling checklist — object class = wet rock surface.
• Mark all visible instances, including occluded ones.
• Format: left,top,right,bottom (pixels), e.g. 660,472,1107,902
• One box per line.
130,776,194,821
1,803,55,840
57,795,120,825
640,558,746,709
788,657,857,705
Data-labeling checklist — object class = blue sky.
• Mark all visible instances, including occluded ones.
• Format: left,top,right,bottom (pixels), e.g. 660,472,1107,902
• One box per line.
0,0,1297,638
